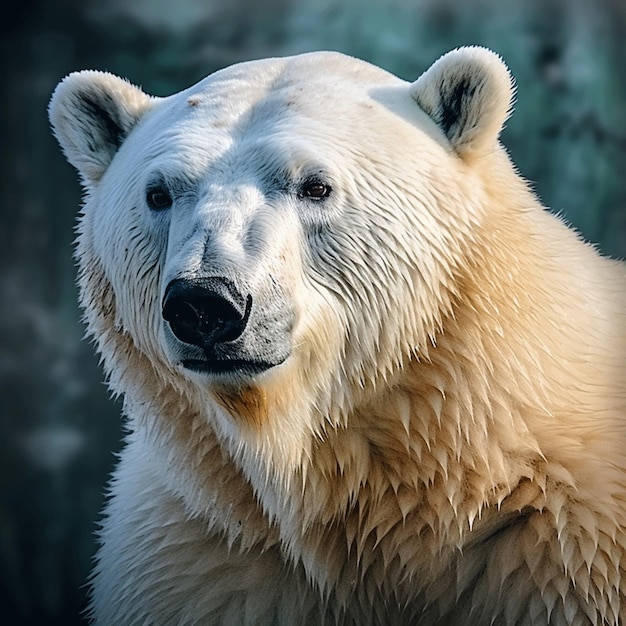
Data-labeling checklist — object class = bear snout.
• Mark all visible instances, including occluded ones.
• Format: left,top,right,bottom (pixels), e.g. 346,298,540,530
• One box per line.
161,276,292,377
162,277,252,350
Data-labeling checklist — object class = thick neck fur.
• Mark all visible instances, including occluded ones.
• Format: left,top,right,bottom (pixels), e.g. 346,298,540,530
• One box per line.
284,167,626,618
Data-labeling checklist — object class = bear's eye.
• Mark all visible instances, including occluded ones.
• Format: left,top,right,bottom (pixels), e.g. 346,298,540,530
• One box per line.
146,186,173,211
299,179,332,200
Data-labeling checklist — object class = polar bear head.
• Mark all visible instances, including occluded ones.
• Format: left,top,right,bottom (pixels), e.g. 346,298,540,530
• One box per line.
49,47,514,476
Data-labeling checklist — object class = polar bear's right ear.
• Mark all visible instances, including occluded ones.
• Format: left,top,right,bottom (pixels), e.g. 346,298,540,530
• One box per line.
409,47,514,159
48,71,154,185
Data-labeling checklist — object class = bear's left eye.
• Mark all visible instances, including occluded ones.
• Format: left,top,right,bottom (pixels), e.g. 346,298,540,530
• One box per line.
299,179,332,201
146,186,173,211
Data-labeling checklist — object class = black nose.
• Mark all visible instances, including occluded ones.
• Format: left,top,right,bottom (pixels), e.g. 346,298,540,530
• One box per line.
162,277,252,349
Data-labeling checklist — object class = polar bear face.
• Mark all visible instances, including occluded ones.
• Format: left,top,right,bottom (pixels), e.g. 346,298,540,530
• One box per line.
49,49,513,437
48,49,626,626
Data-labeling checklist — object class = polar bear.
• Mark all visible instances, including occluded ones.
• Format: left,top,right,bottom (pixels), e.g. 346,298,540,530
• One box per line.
49,47,625,625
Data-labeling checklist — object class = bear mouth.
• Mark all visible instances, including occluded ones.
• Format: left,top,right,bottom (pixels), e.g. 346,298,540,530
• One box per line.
181,357,285,376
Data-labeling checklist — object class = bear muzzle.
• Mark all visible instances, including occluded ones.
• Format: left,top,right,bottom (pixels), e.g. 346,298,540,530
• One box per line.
162,276,291,376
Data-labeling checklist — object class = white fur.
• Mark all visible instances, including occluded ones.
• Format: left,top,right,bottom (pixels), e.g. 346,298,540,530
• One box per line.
49,48,626,625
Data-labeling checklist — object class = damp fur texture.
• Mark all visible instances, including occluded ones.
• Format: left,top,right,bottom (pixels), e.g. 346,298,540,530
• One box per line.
49,47,626,625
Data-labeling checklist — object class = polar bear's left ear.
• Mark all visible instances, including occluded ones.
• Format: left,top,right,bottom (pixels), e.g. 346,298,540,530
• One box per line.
49,71,154,186
410,47,514,159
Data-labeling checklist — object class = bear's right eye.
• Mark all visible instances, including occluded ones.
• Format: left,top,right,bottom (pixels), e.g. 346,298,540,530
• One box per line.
146,186,173,211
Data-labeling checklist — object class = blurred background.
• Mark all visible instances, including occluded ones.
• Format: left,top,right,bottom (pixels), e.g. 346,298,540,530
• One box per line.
1,0,625,623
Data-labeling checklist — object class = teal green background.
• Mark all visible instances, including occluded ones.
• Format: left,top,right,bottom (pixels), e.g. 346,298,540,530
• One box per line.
1,0,624,623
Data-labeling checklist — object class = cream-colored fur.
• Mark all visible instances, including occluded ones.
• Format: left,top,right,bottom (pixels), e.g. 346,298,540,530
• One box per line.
49,48,626,625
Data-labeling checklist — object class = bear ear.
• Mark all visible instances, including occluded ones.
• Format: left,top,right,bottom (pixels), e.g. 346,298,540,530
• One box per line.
48,71,154,185
409,46,514,159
